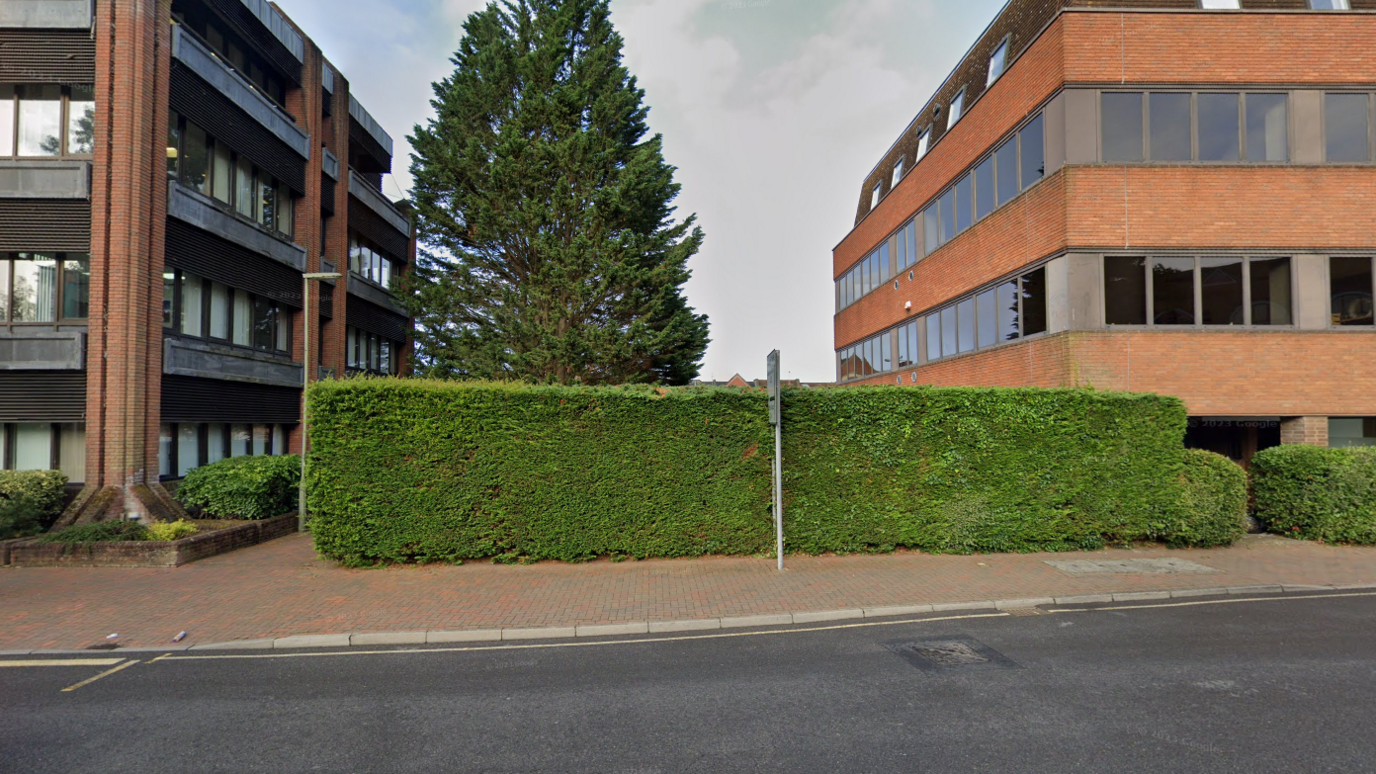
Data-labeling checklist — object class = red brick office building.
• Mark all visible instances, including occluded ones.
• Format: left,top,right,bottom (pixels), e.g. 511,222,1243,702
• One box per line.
833,0,1376,462
1,0,415,520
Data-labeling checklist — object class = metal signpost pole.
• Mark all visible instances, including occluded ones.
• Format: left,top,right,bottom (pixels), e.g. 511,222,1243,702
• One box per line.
299,273,342,533
768,350,783,571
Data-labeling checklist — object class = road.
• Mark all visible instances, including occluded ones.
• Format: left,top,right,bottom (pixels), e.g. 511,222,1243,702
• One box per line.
3,592,1375,773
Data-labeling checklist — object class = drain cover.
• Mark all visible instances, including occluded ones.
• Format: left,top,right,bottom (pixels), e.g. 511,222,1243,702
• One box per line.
885,636,1021,673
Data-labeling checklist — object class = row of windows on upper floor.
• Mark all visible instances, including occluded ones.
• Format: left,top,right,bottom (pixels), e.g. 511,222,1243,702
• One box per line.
871,0,1364,214
168,111,297,240
0,85,94,159
842,113,1045,312
837,255,1374,382
162,268,292,355
348,235,401,291
346,326,402,375
0,253,89,325
172,7,289,110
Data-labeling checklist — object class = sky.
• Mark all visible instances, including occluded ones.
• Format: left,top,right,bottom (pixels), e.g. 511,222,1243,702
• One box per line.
278,0,1008,382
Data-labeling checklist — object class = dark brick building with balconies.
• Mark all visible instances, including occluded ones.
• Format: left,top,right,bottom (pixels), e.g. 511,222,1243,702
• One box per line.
833,0,1376,464
0,0,415,520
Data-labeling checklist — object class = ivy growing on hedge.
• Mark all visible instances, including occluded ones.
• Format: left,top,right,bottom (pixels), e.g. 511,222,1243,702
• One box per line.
306,380,1230,566
1252,446,1376,544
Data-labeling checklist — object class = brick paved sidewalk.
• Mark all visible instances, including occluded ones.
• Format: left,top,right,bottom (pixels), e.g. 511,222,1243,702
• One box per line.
2,533,1374,651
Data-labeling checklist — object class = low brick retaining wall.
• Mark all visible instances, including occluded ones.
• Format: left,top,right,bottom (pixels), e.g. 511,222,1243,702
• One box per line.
5,515,298,568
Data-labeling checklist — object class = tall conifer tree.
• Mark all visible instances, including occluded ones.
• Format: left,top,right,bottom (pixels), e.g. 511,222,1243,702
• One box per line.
406,0,710,385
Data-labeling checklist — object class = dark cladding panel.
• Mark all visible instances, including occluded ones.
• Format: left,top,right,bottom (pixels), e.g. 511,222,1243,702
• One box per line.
166,219,303,309
346,295,409,342
321,175,336,215
348,196,410,262
0,371,85,421
161,375,300,424
319,282,334,318
349,119,393,176
170,62,307,194
202,0,304,85
0,199,90,251
0,30,95,83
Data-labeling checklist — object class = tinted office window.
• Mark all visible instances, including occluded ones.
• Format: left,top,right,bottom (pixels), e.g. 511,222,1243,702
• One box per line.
994,137,1018,206
940,306,957,359
1102,93,1144,162
67,86,95,155
1149,93,1192,161
938,189,956,245
1153,257,1196,325
1250,257,1292,326
906,323,918,367
926,313,941,362
896,226,908,271
998,281,1019,342
17,85,61,157
1021,268,1047,336
1020,114,1044,188
975,157,995,221
957,298,976,354
1104,256,1147,325
1197,93,1240,162
1325,94,1370,162
954,175,972,234
1200,257,1244,325
61,258,90,319
977,289,997,348
924,206,939,255
1330,257,1373,326
1245,94,1288,161
880,332,892,372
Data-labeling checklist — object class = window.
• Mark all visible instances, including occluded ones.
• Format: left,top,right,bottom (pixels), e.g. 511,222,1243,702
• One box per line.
1324,93,1371,163
894,219,918,273
947,89,966,127
1102,92,1145,162
892,157,904,188
987,39,1009,87
974,157,994,221
1308,0,1350,9
919,266,1047,365
1245,93,1288,162
1330,257,1374,327
346,326,402,375
1199,0,1240,7
349,235,401,289
4,85,80,158
1104,91,1292,163
871,183,881,210
1149,93,1192,162
994,136,1018,206
0,253,89,323
1,423,85,481
1019,114,1044,189
1197,93,1240,162
954,175,972,234
916,128,930,161
163,270,291,353
1330,418,1376,448
896,320,919,368
158,422,293,480
1104,256,1293,327
180,15,288,110
167,113,296,238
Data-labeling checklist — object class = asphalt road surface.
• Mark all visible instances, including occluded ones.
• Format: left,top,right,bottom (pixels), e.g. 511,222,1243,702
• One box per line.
4,592,1376,773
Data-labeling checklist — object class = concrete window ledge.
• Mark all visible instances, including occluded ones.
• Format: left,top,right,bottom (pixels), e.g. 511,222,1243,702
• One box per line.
164,337,303,388
0,330,85,370
0,160,91,199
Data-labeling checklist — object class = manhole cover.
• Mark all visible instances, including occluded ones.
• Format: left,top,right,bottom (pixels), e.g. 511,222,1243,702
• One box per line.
884,636,1021,673
1045,558,1219,575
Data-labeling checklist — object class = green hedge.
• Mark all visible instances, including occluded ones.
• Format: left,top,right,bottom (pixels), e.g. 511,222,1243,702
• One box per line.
1160,449,1248,548
0,470,69,540
1252,446,1376,544
39,520,151,543
176,455,301,520
307,380,1224,566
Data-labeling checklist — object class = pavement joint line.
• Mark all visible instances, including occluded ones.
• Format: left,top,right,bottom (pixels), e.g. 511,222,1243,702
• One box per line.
60,659,139,692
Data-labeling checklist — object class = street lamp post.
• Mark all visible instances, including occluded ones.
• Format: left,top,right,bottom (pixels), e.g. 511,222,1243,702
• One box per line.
300,272,342,533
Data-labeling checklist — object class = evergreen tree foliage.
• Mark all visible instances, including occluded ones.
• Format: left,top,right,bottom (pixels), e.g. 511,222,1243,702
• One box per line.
406,0,710,385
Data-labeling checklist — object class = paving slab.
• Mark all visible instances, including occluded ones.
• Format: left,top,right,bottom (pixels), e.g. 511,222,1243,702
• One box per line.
351,631,427,646
575,622,649,637
426,629,501,644
502,627,577,641
720,614,793,629
647,619,720,634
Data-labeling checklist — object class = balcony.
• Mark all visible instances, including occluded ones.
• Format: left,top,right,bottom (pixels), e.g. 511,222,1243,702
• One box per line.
168,180,306,272
0,0,91,28
171,24,310,161
0,160,89,199
0,330,84,370
164,337,302,389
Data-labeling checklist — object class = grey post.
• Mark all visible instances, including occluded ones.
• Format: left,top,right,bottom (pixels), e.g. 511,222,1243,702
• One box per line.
300,272,342,532
767,350,783,571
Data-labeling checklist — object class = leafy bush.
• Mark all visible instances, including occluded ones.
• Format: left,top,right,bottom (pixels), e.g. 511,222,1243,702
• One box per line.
39,520,150,543
0,470,69,539
146,520,200,542
1155,449,1247,548
176,455,300,520
307,380,1209,566
1252,446,1376,544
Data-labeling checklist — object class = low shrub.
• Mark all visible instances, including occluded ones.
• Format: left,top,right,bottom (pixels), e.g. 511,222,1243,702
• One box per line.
0,470,69,540
1155,449,1247,548
176,455,300,520
146,520,200,542
307,380,1201,566
1252,446,1376,544
39,520,150,543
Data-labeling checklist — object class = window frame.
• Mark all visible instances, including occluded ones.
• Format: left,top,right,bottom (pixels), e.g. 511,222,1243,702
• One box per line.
345,325,402,376
0,84,96,160
916,128,931,161
947,88,966,128
167,113,299,240
158,421,294,482
162,269,293,356
1328,256,1375,328
1100,253,1299,329
1100,90,1300,164
1321,91,1375,164
920,265,1048,366
0,252,91,326
891,155,905,188
986,37,1010,87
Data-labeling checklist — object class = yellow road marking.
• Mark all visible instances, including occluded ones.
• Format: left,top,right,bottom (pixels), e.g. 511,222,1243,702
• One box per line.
0,658,125,668
61,659,140,692
158,612,1014,662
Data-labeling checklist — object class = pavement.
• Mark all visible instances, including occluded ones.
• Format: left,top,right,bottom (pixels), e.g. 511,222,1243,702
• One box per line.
5,592,1376,772
2,531,1375,653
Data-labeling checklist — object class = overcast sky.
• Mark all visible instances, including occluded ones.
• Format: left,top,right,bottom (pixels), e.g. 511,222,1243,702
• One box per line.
280,0,1007,382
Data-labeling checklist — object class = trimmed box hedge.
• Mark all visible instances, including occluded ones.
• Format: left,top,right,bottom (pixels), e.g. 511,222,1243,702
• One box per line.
1252,446,1376,544
0,470,69,540
176,455,301,520
307,380,1233,566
